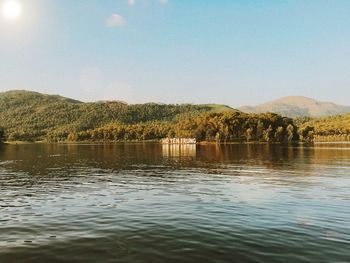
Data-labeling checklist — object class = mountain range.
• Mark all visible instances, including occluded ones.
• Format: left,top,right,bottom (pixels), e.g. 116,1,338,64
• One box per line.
239,96,350,117
1,90,349,121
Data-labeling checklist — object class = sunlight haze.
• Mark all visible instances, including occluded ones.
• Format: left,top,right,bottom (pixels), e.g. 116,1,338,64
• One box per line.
1,0,349,106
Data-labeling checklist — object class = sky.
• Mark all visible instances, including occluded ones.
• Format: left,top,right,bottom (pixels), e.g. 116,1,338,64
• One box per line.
0,0,350,106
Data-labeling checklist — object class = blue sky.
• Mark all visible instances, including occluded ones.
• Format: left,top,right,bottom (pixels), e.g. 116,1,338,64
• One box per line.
1,0,350,106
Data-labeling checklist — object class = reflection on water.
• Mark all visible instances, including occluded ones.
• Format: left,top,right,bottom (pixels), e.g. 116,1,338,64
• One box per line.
162,144,196,158
0,143,350,263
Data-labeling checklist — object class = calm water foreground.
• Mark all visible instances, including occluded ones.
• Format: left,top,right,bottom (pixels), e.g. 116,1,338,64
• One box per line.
0,143,349,263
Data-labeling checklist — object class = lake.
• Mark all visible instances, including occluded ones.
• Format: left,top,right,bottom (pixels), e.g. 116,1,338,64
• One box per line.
0,143,349,262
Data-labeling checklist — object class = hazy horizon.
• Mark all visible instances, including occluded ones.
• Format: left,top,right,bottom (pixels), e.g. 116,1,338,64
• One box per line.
1,0,350,105
3,89,350,110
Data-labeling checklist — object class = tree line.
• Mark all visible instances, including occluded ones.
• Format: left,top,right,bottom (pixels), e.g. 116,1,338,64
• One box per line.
44,112,301,143
3,108,348,143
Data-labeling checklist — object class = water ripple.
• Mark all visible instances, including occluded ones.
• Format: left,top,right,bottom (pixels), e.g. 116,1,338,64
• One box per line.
0,143,349,262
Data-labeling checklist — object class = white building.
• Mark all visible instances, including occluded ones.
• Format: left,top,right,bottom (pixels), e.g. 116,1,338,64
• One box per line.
161,138,196,144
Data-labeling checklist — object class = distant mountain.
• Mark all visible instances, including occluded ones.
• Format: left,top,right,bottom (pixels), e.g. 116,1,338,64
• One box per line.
0,90,235,141
239,96,350,117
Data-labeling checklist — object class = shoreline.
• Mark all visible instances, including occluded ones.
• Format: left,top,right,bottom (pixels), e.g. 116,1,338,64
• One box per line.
3,140,344,145
313,141,350,144
3,139,349,146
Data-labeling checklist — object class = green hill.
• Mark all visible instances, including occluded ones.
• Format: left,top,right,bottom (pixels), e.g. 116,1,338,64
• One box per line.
0,90,235,141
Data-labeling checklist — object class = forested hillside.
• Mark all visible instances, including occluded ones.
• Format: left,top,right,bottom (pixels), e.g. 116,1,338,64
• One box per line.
299,114,350,142
0,90,234,141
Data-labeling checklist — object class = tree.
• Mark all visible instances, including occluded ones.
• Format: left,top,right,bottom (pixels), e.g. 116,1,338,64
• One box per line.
0,128,5,143
246,128,253,142
256,121,264,141
299,126,314,142
67,132,78,142
286,124,295,142
274,127,284,142
215,132,222,143
263,125,274,142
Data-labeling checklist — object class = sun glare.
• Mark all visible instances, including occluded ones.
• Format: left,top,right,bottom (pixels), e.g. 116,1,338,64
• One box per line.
2,0,22,20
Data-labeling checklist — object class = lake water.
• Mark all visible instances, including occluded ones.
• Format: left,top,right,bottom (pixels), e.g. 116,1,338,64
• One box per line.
0,143,349,262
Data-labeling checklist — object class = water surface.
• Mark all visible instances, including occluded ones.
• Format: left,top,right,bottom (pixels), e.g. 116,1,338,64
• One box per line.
0,143,349,262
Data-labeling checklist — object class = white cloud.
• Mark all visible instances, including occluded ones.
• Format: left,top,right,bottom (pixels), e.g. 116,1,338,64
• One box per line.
159,0,167,4
128,0,136,6
106,14,126,27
